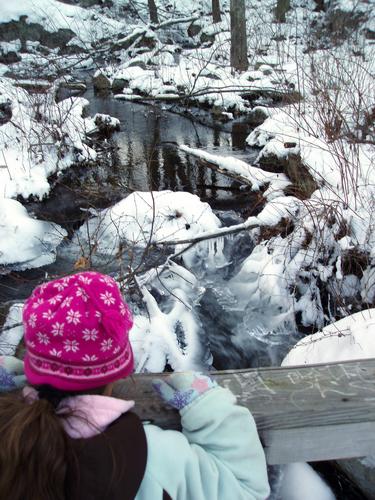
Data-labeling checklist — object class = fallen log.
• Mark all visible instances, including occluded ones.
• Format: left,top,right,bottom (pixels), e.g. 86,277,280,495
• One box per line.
113,358,375,465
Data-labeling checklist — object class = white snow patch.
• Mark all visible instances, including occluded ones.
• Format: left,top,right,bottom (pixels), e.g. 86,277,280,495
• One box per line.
0,199,66,271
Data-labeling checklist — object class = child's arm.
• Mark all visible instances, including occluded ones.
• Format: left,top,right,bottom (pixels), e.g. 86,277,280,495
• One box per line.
0,356,26,392
136,373,270,500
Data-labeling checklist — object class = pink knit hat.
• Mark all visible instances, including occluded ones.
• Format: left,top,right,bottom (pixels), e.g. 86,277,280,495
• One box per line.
23,271,134,391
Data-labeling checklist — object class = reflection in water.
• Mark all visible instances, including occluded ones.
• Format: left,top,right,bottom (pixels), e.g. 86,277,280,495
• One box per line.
84,86,259,210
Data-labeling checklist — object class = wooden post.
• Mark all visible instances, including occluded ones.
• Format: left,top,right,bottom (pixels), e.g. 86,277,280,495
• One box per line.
148,0,159,25
113,358,375,465
230,0,248,72
212,0,222,23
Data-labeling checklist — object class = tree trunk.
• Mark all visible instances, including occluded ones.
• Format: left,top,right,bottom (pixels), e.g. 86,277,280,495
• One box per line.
275,0,290,22
230,0,248,72
148,0,159,24
314,0,325,11
212,0,222,23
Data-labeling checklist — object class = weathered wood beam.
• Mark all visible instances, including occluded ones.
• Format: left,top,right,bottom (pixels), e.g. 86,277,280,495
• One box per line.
113,358,375,465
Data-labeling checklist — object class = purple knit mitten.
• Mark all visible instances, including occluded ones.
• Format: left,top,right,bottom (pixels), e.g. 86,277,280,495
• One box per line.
0,356,26,392
152,372,217,410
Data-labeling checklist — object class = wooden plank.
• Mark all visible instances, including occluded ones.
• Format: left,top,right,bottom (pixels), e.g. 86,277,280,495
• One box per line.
113,358,375,465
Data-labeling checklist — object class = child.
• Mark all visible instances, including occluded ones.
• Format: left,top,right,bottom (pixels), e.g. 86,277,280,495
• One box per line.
0,271,270,500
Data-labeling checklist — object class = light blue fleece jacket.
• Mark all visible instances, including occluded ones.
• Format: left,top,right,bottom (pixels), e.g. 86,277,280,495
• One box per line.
135,386,270,500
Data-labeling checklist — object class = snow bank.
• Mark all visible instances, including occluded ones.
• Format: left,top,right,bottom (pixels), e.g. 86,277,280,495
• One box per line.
282,309,375,366
0,77,96,199
0,199,66,271
0,0,125,46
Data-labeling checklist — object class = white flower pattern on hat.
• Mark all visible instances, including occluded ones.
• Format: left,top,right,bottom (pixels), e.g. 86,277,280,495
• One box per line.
32,298,44,309
50,348,62,357
42,309,54,320
49,294,62,305
76,287,89,302
28,313,37,327
82,354,98,362
79,275,92,285
61,296,73,308
101,338,113,352
53,281,68,291
100,291,116,306
37,332,50,345
51,322,64,336
83,328,99,341
119,303,127,316
99,276,115,287
63,339,80,352
66,309,81,325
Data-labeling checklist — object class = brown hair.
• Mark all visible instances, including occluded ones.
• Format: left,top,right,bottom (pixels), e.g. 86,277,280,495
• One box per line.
0,388,68,500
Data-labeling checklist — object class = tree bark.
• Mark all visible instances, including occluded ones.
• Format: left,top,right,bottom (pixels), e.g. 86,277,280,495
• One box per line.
314,0,325,11
230,0,248,72
148,0,159,24
212,0,222,23
275,0,290,23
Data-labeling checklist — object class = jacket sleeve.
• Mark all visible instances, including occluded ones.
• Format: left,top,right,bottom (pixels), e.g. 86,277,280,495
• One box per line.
136,386,270,500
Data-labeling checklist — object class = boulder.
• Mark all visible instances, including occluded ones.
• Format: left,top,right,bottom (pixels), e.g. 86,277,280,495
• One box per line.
93,71,111,91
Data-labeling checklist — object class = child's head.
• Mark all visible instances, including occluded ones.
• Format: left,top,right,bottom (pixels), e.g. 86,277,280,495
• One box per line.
22,271,134,391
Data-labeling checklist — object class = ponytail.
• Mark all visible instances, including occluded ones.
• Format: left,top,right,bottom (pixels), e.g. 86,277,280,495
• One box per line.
0,390,68,500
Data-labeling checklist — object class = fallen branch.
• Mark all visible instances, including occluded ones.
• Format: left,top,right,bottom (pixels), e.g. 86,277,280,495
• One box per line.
153,16,199,29
157,217,260,246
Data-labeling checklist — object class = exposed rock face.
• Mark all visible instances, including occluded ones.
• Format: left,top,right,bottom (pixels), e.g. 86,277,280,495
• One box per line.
258,152,318,199
0,17,75,51
93,71,111,91
111,78,127,92
0,99,12,125
187,22,202,38
0,49,21,64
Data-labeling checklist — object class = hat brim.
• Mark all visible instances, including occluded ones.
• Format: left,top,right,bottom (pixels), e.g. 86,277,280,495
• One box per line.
24,347,134,392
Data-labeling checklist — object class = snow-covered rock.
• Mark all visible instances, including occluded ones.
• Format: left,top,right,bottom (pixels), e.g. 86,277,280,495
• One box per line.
0,199,66,271
282,309,375,366
75,190,224,267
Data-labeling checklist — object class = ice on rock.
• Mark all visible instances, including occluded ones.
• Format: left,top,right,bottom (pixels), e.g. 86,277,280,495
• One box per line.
129,262,208,373
228,243,295,330
0,199,66,272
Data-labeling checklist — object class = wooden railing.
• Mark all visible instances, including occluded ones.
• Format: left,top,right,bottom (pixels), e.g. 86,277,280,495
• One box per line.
113,358,375,465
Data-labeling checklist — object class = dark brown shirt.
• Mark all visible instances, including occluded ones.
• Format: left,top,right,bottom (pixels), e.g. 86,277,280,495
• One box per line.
64,412,147,500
